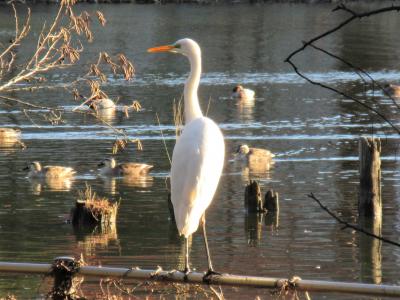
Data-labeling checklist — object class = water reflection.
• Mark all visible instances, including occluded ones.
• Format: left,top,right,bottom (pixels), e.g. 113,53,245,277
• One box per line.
245,212,263,246
74,223,120,257
94,107,117,123
28,177,74,194
236,98,255,122
359,217,382,284
265,211,279,229
100,176,154,194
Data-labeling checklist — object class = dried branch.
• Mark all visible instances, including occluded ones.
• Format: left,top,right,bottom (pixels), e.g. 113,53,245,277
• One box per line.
308,43,400,110
0,2,140,154
308,193,400,247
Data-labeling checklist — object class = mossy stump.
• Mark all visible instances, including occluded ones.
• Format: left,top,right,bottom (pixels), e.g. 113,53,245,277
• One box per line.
71,187,119,230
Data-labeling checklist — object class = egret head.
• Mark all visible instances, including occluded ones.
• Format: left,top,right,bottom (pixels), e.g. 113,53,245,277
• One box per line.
148,38,201,58
236,144,250,155
98,158,116,168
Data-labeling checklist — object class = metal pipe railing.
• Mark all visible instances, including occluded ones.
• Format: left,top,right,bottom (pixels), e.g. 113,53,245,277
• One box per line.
1,260,400,297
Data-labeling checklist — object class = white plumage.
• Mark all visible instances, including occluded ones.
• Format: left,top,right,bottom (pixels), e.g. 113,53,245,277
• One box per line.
148,38,225,274
171,117,224,237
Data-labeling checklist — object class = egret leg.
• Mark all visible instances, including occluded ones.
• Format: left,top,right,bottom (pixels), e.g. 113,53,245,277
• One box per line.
202,214,221,283
201,213,214,271
183,237,190,281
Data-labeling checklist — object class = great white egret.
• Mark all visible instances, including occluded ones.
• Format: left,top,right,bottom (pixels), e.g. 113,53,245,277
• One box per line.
98,158,153,177
24,161,76,178
148,38,225,278
232,85,255,100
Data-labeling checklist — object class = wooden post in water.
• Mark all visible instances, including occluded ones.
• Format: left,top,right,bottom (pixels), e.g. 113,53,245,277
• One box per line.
358,137,382,284
49,257,82,300
264,189,279,213
358,137,382,219
244,180,263,213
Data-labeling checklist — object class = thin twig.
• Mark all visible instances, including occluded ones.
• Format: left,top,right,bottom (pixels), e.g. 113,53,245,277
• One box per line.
308,193,400,247
308,43,400,110
286,59,400,134
285,4,400,63
0,95,60,111
285,4,400,134
156,112,172,165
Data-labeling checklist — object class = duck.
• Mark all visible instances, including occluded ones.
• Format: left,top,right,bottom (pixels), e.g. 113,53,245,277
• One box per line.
236,144,275,162
236,144,275,172
24,161,76,179
232,85,255,100
88,98,116,111
98,158,153,177
0,128,21,140
383,84,400,98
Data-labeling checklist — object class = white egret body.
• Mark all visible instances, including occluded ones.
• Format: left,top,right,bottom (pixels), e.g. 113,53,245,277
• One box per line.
148,38,225,274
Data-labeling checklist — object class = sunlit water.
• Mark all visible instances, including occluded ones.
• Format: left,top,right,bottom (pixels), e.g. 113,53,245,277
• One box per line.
1,2,400,299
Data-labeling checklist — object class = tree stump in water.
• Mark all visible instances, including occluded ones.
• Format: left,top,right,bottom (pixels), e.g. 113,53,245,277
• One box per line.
358,137,382,219
264,189,279,213
244,180,263,213
71,186,119,230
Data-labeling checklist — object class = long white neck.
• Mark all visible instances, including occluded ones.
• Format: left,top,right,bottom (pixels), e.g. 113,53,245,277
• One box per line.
183,51,203,123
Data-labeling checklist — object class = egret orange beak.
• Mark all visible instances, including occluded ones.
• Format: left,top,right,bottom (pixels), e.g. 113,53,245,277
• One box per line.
147,45,175,53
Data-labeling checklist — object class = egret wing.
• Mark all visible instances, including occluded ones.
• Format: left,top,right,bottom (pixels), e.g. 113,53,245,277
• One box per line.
171,117,224,237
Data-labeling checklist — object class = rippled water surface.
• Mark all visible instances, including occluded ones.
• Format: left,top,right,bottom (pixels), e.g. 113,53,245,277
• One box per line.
1,2,400,299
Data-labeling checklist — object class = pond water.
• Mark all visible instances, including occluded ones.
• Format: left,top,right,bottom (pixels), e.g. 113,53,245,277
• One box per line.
1,2,400,299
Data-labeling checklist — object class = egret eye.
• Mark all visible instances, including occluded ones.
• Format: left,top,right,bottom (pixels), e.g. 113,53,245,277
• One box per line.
174,44,181,49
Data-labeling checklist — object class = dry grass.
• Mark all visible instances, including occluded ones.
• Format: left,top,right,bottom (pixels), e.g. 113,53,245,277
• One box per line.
74,184,119,229
77,185,116,215
173,98,184,138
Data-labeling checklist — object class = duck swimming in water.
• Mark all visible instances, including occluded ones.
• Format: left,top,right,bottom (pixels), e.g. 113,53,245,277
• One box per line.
98,158,153,177
24,161,76,179
383,84,400,98
232,85,255,100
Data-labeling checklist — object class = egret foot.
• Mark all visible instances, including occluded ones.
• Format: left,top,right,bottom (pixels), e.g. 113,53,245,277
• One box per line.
202,269,221,284
183,267,191,282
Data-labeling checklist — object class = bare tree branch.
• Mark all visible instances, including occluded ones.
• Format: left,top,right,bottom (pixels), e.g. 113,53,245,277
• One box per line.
285,4,400,134
308,193,400,247
285,4,400,63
